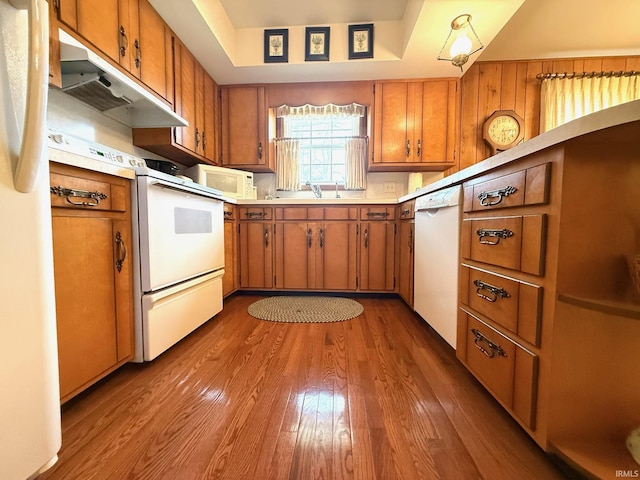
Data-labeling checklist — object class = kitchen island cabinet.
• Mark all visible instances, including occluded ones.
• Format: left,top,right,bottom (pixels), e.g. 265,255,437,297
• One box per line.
412,101,640,479
49,163,134,404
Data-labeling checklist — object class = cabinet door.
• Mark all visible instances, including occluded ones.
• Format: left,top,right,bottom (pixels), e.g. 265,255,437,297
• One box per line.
221,86,271,171
317,222,358,290
373,82,409,164
136,0,172,102
203,73,217,163
52,216,119,400
275,223,310,289
239,222,273,288
223,219,238,296
397,221,414,306
420,80,457,163
175,41,197,153
360,222,395,291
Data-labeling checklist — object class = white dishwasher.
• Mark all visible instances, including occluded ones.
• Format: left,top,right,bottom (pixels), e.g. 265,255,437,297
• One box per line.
413,185,462,348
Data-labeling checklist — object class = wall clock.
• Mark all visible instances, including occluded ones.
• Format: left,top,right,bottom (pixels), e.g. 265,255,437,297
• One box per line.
483,110,524,154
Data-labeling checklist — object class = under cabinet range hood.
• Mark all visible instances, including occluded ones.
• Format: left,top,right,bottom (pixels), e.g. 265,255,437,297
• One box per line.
58,30,188,128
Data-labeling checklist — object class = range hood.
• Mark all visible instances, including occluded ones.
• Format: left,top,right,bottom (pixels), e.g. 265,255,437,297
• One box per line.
58,30,188,128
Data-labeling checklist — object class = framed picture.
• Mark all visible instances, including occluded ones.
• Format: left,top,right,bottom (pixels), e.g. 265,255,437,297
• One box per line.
348,23,374,59
305,26,330,62
264,29,288,63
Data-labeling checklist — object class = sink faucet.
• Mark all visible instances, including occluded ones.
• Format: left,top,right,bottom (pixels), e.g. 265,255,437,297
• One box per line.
306,181,322,198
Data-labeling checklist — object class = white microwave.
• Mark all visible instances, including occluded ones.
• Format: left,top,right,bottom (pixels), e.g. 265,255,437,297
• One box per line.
187,164,255,199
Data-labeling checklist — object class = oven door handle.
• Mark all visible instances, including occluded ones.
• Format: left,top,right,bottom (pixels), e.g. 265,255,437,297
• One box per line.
147,179,223,200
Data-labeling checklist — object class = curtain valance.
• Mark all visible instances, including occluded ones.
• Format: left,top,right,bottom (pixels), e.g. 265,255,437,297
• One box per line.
275,103,366,118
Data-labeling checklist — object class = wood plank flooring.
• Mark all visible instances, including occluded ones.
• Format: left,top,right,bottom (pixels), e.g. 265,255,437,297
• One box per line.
40,295,570,480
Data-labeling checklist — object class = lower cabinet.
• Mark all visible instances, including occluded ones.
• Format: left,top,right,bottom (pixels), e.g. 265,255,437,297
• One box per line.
222,203,238,297
359,207,396,291
397,201,415,306
238,207,273,288
274,220,358,290
49,163,134,403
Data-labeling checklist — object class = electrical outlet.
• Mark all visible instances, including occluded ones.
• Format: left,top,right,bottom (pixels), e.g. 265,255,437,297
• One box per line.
383,182,396,193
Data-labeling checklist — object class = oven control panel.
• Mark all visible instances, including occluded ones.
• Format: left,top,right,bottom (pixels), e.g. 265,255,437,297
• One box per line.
48,130,147,169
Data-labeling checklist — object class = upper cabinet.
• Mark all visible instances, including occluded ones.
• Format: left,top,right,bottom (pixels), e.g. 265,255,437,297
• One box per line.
54,0,173,105
132,38,218,166
220,86,274,173
371,79,458,172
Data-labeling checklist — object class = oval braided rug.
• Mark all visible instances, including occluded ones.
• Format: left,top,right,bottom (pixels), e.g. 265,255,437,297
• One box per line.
247,296,363,323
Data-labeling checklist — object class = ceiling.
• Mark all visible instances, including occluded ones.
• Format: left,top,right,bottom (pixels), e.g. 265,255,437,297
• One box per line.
148,0,640,86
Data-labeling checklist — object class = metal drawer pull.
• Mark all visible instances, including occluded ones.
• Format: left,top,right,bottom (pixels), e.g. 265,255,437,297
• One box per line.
473,279,510,302
471,328,507,358
257,142,263,159
319,229,324,248
134,39,141,68
364,229,369,248
115,231,126,273
245,211,265,219
307,228,312,248
119,26,128,57
400,209,411,218
366,211,389,219
264,228,269,247
50,186,108,207
223,211,233,219
405,139,410,157
476,228,514,245
416,139,422,157
477,185,517,207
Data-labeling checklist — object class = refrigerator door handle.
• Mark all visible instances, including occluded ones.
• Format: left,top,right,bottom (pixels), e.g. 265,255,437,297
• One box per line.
10,0,48,193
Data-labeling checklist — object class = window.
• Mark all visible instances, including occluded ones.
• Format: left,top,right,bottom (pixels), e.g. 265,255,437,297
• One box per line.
284,115,361,185
274,103,368,191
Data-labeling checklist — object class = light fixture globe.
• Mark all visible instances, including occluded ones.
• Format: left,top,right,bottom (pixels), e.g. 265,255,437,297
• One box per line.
437,13,484,72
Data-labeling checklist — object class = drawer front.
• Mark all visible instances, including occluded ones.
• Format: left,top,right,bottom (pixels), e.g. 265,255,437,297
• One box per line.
223,203,236,220
360,207,395,221
462,312,538,429
50,172,123,212
464,163,550,213
460,265,543,346
239,207,273,220
461,214,546,276
398,200,415,219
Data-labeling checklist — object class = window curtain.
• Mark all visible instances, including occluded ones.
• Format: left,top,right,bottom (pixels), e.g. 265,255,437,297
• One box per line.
274,138,300,191
276,102,366,118
275,102,368,190
540,73,640,133
344,137,367,190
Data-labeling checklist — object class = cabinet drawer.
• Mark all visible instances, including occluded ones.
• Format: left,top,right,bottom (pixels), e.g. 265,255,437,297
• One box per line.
463,163,550,212
49,172,125,212
398,200,415,219
460,265,542,346
239,207,272,220
461,214,546,276
360,207,395,221
461,312,538,429
223,203,236,220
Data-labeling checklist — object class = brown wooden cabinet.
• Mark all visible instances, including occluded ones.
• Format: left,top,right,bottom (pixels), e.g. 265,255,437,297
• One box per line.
359,207,395,291
371,79,458,172
49,163,134,404
55,0,173,104
220,85,274,172
274,207,358,290
397,200,415,306
222,203,238,297
238,207,273,288
132,37,218,166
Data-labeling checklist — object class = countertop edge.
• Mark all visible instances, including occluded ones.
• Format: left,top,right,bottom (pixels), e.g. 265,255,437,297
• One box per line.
398,99,640,203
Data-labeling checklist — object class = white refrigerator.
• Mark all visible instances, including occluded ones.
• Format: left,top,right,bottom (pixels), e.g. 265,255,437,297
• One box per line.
0,0,62,479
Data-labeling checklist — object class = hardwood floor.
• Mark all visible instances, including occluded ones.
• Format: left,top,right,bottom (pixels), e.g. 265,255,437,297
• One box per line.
40,295,570,480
